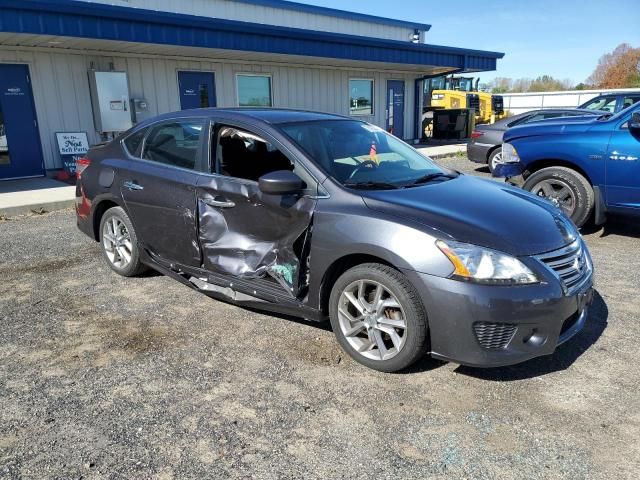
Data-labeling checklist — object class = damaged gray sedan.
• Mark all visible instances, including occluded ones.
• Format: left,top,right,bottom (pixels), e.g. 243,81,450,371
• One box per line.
76,109,593,372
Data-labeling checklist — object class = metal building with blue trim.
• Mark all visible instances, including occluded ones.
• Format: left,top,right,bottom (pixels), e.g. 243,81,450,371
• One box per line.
0,0,503,178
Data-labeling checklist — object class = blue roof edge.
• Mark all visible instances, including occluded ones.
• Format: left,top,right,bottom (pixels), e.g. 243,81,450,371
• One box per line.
0,0,504,71
2,0,503,59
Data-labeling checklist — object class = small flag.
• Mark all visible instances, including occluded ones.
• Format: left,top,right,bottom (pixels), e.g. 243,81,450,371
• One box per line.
370,142,379,164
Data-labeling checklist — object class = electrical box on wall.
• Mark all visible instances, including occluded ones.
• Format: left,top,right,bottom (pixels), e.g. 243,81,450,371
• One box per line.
130,98,150,124
88,71,132,133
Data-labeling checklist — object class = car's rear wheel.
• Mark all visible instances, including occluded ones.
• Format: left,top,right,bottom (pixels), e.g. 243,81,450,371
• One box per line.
329,263,428,372
523,167,594,228
487,148,502,174
99,206,147,277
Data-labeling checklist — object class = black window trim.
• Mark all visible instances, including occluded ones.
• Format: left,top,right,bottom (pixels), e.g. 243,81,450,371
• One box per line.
121,127,147,158
122,116,209,173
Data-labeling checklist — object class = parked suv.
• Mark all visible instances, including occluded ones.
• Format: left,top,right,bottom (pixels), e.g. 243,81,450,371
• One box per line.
498,103,640,227
76,109,594,372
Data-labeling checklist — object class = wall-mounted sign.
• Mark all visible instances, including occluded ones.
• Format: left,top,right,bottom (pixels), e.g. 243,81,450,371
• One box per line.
55,132,90,174
55,132,89,156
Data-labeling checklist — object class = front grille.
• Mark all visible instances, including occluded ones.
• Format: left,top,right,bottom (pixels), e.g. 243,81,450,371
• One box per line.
473,322,517,350
466,93,480,112
535,240,591,295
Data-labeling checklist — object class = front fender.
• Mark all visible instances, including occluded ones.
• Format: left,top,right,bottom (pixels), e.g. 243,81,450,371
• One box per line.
507,133,607,184
307,208,455,309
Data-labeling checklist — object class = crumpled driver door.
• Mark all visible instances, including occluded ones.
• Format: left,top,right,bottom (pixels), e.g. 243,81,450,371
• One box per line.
195,121,318,297
196,174,315,297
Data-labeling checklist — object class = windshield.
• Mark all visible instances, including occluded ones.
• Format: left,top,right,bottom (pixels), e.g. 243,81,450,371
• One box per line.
580,96,617,112
281,120,452,188
452,78,474,92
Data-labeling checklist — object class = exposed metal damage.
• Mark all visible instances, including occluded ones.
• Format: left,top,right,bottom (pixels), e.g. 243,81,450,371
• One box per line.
197,176,315,298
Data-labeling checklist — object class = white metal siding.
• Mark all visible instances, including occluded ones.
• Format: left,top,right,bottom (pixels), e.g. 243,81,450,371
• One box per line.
78,0,417,42
0,47,418,170
502,88,640,115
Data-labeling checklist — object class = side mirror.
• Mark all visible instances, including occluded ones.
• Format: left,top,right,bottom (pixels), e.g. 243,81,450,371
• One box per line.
630,112,640,131
258,170,305,195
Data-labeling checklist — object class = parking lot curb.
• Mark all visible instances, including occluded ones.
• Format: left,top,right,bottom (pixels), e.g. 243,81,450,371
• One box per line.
0,198,75,217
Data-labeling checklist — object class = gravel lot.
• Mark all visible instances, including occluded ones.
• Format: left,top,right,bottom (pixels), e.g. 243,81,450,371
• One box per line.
1,157,639,479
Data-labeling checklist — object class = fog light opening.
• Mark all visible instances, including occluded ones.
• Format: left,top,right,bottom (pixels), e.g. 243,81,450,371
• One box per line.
523,328,546,347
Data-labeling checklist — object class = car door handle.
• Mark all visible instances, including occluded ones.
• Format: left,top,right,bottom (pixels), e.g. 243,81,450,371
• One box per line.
202,197,236,208
123,181,144,191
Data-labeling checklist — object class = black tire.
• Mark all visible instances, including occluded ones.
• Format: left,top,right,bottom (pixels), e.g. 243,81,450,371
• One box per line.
329,263,428,372
523,166,594,228
99,206,147,277
487,148,502,174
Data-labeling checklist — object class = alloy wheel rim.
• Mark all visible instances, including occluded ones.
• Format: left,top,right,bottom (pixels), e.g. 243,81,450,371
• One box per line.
337,279,407,361
102,217,133,269
491,152,502,170
531,179,576,217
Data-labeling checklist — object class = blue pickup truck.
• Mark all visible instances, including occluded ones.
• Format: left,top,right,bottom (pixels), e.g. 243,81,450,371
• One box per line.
497,103,640,227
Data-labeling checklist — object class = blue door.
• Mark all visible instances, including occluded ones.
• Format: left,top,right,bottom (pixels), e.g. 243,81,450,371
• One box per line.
605,106,640,210
0,64,44,179
386,80,405,138
178,71,216,110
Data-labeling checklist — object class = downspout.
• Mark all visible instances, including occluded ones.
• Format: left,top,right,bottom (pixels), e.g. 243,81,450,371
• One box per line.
413,68,464,140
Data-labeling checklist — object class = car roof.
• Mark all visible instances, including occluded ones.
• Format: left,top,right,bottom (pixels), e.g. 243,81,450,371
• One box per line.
480,108,605,129
138,108,349,128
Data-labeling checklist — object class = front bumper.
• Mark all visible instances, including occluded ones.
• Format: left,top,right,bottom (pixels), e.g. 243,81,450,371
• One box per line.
402,267,594,368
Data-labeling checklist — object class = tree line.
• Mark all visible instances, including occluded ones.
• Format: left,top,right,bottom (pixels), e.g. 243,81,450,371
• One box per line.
482,43,640,93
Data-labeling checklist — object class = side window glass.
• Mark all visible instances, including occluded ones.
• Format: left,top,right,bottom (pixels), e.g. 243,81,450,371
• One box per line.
123,129,146,157
215,126,293,182
507,115,530,127
523,114,546,123
142,120,205,169
583,96,617,112
623,96,640,109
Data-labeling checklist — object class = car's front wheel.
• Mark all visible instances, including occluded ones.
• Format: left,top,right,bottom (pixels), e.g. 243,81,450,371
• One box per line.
523,167,594,227
99,206,147,277
329,263,428,372
488,148,502,174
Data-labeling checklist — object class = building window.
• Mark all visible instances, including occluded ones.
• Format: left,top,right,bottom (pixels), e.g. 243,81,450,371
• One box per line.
349,79,374,116
237,74,272,107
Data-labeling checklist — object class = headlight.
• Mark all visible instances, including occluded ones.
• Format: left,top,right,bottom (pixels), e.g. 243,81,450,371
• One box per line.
436,240,539,285
432,94,445,100
502,143,520,163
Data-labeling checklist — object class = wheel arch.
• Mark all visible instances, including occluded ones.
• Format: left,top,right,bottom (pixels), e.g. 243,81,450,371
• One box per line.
91,197,124,241
486,144,501,162
318,253,397,316
525,159,593,185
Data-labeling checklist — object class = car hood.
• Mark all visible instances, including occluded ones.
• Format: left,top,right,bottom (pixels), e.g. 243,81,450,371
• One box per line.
504,116,599,142
360,175,577,257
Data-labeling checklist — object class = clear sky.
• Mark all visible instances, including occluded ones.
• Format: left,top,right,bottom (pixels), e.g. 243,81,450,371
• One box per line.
294,0,640,85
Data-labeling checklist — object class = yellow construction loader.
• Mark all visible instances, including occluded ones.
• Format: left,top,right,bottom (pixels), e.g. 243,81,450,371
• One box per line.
430,76,504,124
